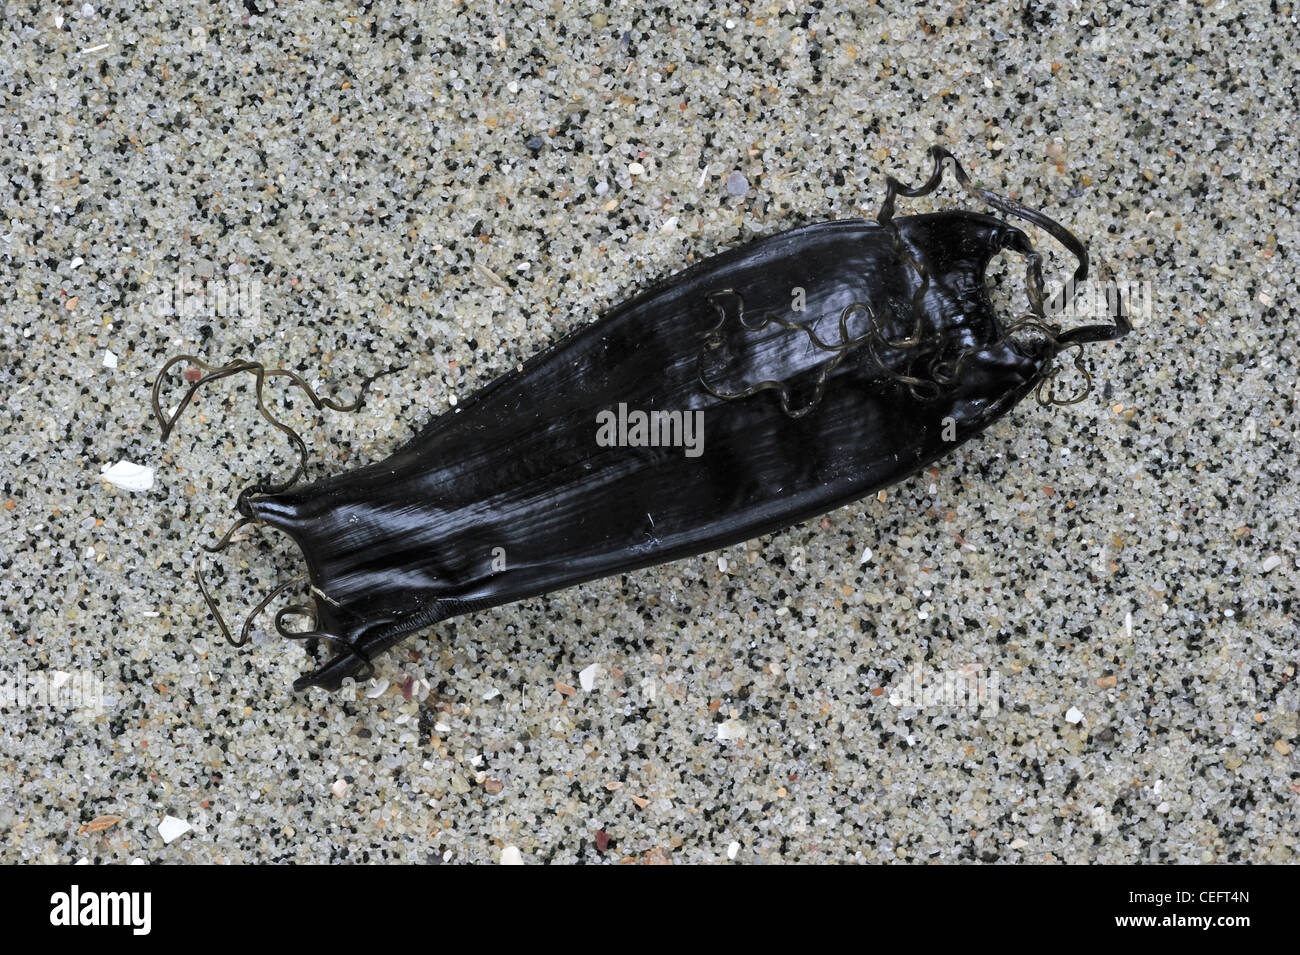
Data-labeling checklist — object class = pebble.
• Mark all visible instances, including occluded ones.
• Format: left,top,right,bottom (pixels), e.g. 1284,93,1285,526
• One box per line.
725,172,750,197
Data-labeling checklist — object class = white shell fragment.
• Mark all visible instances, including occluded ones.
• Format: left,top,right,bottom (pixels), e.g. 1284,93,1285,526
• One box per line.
1065,706,1084,725
102,350,118,368
158,815,191,844
717,719,747,742
100,460,155,492
500,845,524,865
578,663,599,692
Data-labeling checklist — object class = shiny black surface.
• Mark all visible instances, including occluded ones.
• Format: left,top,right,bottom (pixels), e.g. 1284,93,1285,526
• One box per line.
244,211,1054,689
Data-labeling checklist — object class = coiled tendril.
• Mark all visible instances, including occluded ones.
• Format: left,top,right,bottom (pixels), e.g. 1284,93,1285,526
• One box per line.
152,354,399,674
